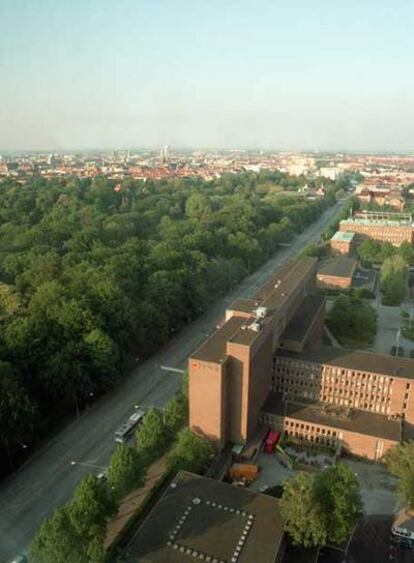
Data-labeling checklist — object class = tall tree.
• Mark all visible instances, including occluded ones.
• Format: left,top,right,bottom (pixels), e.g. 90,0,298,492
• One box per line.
107,444,145,499
280,464,362,548
385,441,414,508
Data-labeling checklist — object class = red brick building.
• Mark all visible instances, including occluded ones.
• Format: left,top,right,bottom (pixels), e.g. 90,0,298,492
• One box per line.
189,256,414,460
316,258,357,290
330,231,356,256
339,211,414,246
189,258,319,446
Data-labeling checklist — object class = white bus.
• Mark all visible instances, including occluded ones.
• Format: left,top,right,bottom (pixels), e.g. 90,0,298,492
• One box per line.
114,409,146,443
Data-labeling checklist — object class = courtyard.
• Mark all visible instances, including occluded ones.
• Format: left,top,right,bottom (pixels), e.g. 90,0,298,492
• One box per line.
249,449,401,516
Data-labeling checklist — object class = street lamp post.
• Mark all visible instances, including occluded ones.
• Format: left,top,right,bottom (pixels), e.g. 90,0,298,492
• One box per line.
395,329,401,357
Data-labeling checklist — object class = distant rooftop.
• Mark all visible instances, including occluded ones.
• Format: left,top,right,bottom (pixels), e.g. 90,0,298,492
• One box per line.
124,471,284,563
341,210,413,227
191,257,318,363
341,217,413,227
331,231,355,242
277,346,414,380
317,258,357,278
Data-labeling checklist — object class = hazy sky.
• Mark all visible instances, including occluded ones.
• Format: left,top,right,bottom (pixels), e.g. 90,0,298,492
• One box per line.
1,0,413,151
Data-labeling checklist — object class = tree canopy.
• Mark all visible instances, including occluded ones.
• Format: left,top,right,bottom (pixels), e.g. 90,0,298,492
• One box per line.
167,428,214,474
385,441,414,509
0,172,336,472
280,464,362,548
107,444,145,499
326,294,377,347
380,255,407,306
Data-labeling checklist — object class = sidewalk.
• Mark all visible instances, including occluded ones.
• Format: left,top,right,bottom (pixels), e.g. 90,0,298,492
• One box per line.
104,454,168,550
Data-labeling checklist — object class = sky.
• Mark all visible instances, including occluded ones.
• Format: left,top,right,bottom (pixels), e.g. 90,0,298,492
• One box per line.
0,0,413,152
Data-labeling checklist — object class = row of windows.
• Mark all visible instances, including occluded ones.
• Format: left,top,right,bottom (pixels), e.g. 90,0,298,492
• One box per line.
276,387,396,414
284,430,336,446
275,363,397,386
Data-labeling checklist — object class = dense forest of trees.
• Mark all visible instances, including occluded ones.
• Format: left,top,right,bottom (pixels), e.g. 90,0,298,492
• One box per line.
0,171,338,473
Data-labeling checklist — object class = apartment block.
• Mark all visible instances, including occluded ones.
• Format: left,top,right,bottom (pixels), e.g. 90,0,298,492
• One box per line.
188,255,414,460
339,211,414,246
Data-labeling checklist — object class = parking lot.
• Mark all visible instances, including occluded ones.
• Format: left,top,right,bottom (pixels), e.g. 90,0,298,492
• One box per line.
250,450,400,516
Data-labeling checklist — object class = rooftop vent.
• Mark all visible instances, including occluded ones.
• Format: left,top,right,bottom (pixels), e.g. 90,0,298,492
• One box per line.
249,321,262,333
254,306,268,319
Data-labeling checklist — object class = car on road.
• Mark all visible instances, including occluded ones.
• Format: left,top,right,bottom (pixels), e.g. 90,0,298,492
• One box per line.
97,470,107,483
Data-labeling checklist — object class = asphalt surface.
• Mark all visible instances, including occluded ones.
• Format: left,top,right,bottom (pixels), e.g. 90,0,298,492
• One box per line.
347,515,414,563
0,200,343,562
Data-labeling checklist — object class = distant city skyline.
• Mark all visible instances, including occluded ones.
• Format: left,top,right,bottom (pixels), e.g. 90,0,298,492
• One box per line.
1,0,413,152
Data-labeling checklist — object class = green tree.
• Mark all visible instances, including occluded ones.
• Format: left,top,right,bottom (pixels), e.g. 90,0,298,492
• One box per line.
314,464,362,545
136,408,169,460
385,441,414,508
379,241,395,262
357,239,380,265
167,428,214,474
164,392,188,435
69,474,117,560
0,362,36,461
381,255,407,306
30,506,87,563
399,241,414,265
299,242,325,259
281,465,362,548
326,294,377,346
280,472,328,547
107,443,145,498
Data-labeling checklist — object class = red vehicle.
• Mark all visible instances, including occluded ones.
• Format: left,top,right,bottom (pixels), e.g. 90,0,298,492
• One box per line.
264,430,280,454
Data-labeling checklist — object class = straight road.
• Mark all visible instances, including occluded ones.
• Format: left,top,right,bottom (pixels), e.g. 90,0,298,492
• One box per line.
0,199,344,561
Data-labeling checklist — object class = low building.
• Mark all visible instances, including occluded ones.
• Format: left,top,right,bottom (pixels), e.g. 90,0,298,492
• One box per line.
273,346,414,424
262,393,401,461
124,471,285,562
330,231,356,256
316,258,357,289
340,211,414,246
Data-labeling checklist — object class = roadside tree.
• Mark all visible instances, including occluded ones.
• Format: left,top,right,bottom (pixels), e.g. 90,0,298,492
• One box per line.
136,408,169,461
385,441,414,509
107,443,145,499
167,428,214,475
281,464,362,548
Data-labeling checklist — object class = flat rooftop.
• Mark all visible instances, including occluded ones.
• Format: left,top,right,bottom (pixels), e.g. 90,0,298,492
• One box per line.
124,471,284,563
341,218,413,227
192,316,245,363
227,298,258,315
331,231,355,242
276,345,414,380
191,257,318,363
262,393,401,442
317,258,357,278
256,257,317,310
280,295,325,344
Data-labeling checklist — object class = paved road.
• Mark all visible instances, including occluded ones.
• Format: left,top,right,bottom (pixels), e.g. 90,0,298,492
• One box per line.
0,200,343,561
369,283,414,356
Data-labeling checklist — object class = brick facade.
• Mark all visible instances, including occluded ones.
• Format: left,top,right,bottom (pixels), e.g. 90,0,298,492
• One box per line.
189,255,414,460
